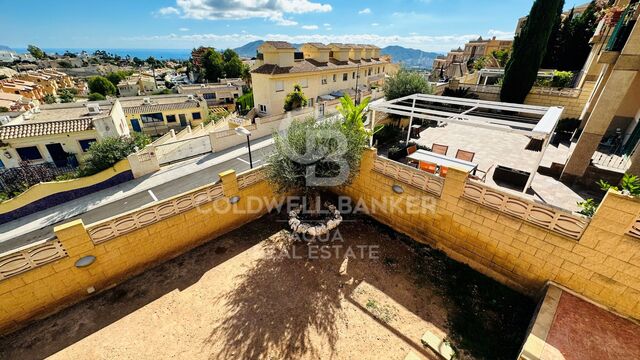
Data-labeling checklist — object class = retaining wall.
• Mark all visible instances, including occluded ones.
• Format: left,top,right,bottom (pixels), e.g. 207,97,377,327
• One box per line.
0,160,133,224
0,167,274,334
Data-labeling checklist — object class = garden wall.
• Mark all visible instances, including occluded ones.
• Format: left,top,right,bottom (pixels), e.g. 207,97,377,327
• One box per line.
0,160,133,224
454,81,596,119
0,167,274,334
338,148,640,320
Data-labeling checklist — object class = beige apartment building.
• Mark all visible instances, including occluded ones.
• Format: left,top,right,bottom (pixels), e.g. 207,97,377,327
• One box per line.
561,0,640,182
0,79,45,102
117,74,157,97
251,41,392,116
462,36,513,65
431,47,466,79
0,101,130,169
177,80,243,109
118,94,209,136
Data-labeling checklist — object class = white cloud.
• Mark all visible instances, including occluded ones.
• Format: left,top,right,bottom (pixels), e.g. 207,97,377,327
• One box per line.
323,23,331,27
156,6,180,16
371,23,379,27
162,0,330,26
179,27,190,32
487,29,514,39
302,25,319,30
358,8,371,14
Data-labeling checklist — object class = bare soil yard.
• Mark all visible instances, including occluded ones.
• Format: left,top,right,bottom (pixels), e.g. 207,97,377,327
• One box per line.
0,212,534,359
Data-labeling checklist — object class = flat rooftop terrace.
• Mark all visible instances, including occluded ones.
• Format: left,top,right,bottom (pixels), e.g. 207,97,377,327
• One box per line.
414,124,587,211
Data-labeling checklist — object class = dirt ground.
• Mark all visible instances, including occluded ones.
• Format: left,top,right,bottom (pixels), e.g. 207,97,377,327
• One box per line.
0,212,531,360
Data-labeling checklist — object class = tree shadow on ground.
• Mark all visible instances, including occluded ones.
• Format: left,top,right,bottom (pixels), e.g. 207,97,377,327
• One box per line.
0,218,280,359
205,231,348,359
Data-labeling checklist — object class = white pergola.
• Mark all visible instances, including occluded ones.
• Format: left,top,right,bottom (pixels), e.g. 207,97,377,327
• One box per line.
369,94,564,193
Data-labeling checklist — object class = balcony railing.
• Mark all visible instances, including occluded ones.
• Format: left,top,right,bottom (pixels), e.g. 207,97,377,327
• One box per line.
606,3,639,52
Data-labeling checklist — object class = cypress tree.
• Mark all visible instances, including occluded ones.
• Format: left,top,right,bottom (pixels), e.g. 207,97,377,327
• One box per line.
501,0,565,103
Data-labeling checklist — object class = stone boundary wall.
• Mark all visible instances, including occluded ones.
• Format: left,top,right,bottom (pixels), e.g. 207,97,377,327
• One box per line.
339,148,640,320
0,166,275,334
454,81,596,119
0,160,133,224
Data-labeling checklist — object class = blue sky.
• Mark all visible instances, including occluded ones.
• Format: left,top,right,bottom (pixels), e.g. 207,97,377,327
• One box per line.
1,0,563,52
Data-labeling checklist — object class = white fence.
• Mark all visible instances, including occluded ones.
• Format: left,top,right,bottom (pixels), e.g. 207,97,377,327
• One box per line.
155,135,212,165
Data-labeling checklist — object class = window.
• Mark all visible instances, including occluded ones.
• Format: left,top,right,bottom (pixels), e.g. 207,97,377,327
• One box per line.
383,66,385,73
259,104,267,113
203,93,216,99
16,146,42,161
166,114,177,123
368,68,372,76
192,112,202,120
321,76,328,85
233,93,239,98
300,78,308,88
352,72,355,79
275,80,284,92
332,74,337,82
141,113,163,123
79,139,96,152
342,73,348,81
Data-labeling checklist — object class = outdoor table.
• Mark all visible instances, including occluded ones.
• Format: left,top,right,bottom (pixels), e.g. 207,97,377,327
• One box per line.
408,149,478,174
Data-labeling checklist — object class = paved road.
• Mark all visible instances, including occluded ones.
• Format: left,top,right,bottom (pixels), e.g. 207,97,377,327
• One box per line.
0,141,274,253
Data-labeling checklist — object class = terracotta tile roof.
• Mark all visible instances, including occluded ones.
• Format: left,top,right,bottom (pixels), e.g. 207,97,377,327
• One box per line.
0,118,94,139
304,42,330,50
252,57,389,75
123,101,202,115
263,41,295,49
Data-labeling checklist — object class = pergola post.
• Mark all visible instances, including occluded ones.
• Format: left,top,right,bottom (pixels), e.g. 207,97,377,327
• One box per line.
405,97,417,144
369,109,376,147
523,135,550,193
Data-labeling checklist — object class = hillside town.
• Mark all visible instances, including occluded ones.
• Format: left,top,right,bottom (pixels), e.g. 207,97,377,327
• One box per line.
1,0,640,359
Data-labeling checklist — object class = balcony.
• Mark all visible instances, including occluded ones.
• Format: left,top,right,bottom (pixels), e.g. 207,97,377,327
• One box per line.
605,2,639,52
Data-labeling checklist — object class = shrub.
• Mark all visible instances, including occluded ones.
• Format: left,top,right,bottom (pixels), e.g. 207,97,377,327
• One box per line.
266,96,369,197
442,87,480,99
550,70,574,88
88,93,106,101
577,198,598,217
88,76,116,96
383,68,433,100
79,133,150,176
237,92,254,115
283,84,308,111
43,94,56,104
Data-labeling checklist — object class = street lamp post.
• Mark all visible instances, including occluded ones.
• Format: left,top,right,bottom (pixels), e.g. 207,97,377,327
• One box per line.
235,126,253,169
354,63,361,105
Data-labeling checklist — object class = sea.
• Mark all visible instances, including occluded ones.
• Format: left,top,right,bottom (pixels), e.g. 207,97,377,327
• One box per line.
13,48,193,61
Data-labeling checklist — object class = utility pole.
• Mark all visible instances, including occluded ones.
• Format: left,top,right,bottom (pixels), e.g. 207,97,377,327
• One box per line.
354,63,361,105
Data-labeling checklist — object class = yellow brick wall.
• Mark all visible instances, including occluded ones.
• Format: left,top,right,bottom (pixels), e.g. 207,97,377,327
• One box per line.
339,148,640,320
0,169,276,334
524,81,596,119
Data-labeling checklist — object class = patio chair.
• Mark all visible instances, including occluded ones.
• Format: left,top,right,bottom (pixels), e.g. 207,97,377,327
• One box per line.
419,161,437,174
432,143,448,155
455,149,475,162
439,166,448,178
406,145,419,166
469,164,494,182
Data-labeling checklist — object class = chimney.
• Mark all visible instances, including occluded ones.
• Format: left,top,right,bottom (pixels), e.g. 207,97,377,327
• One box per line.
349,45,363,61
329,43,350,62
300,43,330,63
259,41,295,67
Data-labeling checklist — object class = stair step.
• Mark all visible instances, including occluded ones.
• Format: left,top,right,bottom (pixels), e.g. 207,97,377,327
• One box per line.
421,331,455,360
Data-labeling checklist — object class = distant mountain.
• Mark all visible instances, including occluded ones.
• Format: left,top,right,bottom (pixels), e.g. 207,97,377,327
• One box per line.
234,40,264,58
233,41,441,69
380,46,441,69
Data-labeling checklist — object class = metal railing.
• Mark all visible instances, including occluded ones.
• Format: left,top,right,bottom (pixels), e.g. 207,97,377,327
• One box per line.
606,3,639,52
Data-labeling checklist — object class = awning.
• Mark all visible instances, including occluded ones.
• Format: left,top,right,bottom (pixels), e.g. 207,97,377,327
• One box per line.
318,94,336,101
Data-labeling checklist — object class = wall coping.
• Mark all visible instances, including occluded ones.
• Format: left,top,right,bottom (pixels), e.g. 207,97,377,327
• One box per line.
0,159,131,214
